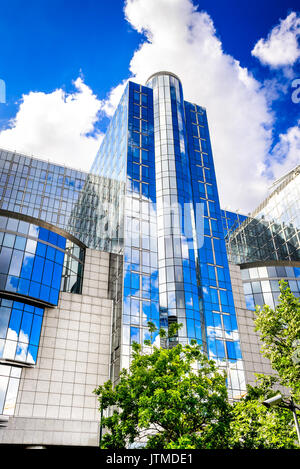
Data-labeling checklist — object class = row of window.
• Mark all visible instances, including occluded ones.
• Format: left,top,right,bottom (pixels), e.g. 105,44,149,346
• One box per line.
0,364,21,415
241,265,300,280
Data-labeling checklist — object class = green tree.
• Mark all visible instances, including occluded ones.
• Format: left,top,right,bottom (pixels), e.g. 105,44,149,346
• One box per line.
94,326,231,449
228,282,300,449
254,281,300,402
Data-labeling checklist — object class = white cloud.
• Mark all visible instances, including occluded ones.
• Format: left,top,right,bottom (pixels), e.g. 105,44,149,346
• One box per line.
101,79,129,117
119,0,274,212
0,77,103,171
252,12,300,68
270,122,300,178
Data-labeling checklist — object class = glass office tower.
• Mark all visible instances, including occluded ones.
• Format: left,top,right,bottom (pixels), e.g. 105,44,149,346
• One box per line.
91,72,246,397
221,209,248,238
0,148,89,418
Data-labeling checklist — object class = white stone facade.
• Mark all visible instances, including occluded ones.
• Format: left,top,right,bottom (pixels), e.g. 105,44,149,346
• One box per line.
0,249,112,447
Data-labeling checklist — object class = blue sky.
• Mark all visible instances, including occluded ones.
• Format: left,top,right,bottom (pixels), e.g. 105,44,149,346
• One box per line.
0,0,299,212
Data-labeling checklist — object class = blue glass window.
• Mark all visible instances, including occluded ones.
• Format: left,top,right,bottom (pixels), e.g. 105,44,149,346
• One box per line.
222,314,232,331
0,215,82,304
294,267,300,278
245,295,255,310
131,273,140,293
216,339,226,359
226,341,236,360
0,247,12,274
42,260,54,286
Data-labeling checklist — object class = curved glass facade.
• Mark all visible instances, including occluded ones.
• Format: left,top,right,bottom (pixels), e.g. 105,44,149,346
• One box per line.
226,168,300,264
241,262,300,310
88,73,247,397
221,209,248,238
0,212,86,416
0,213,85,305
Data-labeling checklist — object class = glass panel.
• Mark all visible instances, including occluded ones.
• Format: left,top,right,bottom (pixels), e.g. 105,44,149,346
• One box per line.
251,281,262,293
3,377,19,415
0,375,9,413
0,306,11,339
263,292,274,309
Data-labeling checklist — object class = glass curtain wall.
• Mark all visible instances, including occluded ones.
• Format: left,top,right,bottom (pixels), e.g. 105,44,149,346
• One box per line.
241,262,300,310
90,86,129,253
121,82,158,380
184,100,245,398
0,149,92,244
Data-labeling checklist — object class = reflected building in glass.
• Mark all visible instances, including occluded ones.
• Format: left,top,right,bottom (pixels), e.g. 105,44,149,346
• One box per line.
89,71,246,398
224,166,300,386
0,149,112,445
4,71,298,447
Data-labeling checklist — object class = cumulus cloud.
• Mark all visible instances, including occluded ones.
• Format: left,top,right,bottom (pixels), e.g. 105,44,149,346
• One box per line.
0,0,298,212
120,0,274,212
252,12,300,68
0,77,103,170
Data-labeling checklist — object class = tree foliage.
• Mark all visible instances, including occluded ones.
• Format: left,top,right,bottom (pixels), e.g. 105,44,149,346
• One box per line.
228,375,298,449
254,281,300,402
94,333,231,449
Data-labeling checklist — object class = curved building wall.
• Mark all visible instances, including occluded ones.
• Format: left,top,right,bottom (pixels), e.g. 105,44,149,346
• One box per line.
226,167,300,264
0,210,112,446
144,72,246,398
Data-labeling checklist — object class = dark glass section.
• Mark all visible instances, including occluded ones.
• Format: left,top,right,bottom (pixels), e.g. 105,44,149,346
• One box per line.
0,297,44,364
0,364,22,415
184,100,245,397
